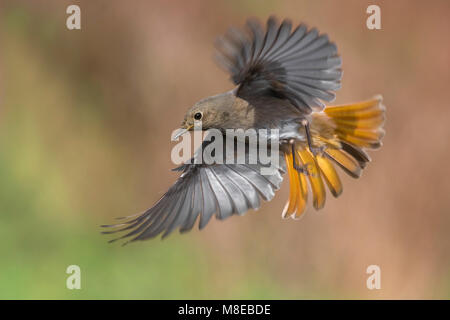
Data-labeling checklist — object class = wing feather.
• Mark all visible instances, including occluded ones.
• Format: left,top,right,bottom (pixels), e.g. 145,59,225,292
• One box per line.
215,16,341,113
102,161,284,243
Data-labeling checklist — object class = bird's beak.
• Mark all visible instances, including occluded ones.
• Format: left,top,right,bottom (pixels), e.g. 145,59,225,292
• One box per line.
172,125,194,140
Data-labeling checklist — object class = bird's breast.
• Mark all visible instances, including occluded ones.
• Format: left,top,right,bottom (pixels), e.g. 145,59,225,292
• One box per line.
278,121,306,142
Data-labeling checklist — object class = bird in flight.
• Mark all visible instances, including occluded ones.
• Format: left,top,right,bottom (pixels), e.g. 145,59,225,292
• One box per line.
102,16,385,244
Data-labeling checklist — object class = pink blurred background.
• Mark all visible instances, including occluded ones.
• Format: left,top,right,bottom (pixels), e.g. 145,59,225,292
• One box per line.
0,0,449,299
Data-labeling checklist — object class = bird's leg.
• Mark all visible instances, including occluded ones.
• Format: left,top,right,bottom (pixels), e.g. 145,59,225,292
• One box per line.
301,119,324,156
289,139,313,175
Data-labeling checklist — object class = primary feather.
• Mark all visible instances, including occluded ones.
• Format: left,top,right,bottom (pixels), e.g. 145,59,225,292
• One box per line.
215,16,342,113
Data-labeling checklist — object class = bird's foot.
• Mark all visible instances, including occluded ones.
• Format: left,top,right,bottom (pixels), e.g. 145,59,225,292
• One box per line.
309,145,325,156
293,162,316,177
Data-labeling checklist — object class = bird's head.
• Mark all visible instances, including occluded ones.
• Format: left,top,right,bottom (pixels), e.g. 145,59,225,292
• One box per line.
174,91,237,139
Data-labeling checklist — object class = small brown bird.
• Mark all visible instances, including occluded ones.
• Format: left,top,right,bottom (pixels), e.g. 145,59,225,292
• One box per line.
103,16,385,243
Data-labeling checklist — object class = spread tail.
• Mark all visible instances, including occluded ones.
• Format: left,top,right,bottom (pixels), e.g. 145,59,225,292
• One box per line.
283,95,385,219
324,95,385,150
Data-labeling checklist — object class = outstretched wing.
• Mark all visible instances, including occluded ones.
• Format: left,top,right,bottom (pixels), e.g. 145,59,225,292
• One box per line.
215,16,342,113
102,161,284,244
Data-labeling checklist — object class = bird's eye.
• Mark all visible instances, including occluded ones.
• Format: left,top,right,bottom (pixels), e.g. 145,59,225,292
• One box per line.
194,112,203,121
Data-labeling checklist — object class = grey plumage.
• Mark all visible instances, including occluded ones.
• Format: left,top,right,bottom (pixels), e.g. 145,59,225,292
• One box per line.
102,160,284,244
215,16,342,113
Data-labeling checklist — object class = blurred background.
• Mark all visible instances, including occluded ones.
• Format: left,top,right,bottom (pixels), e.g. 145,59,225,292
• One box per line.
0,0,449,299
